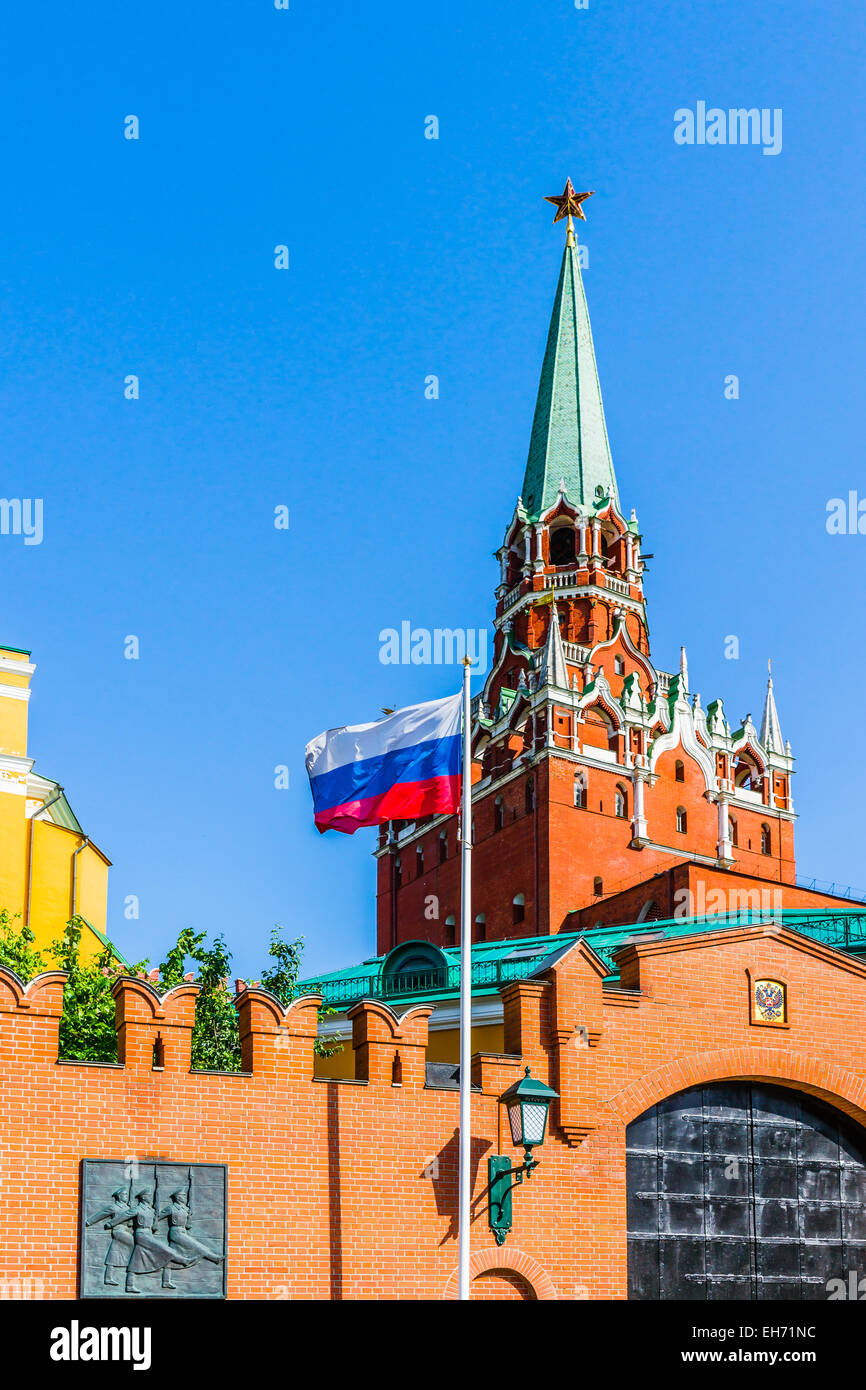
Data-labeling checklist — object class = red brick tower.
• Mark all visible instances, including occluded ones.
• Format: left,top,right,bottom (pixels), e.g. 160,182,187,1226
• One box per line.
376,195,801,951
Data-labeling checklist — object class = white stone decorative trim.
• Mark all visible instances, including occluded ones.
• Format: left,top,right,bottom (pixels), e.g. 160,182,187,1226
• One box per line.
0,683,31,702
648,699,717,791
0,772,28,794
0,753,34,776
576,671,625,732
0,656,35,677
586,614,657,693
495,581,646,633
482,623,513,695
26,771,55,796
631,840,721,867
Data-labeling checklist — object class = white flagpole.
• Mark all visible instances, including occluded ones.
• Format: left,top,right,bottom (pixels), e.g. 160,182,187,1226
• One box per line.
458,656,472,1301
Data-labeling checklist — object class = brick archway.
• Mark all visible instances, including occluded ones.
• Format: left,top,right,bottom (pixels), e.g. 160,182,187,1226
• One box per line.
472,1269,537,1300
441,1248,558,1300
607,1047,866,1130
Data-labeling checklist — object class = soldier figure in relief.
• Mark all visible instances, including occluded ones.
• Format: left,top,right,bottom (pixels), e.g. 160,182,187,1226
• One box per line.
160,1184,223,1268
85,1184,134,1287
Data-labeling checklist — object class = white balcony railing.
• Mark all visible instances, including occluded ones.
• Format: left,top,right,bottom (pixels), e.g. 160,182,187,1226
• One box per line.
605,575,630,596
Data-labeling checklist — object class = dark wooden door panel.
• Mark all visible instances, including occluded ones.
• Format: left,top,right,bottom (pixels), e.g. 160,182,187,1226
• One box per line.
627,1082,866,1300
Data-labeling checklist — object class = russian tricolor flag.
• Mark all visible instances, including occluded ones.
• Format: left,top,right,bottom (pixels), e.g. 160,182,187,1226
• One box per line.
305,693,462,835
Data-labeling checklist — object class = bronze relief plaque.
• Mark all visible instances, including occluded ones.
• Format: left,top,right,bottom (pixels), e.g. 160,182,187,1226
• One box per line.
80,1160,227,1299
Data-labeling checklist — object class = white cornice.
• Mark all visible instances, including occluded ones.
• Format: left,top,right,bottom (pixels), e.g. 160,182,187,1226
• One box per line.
633,839,727,867
0,753,34,775
726,790,796,821
0,656,35,677
26,771,56,795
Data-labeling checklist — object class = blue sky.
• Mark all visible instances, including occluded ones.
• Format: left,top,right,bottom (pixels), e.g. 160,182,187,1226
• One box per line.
1,1,864,978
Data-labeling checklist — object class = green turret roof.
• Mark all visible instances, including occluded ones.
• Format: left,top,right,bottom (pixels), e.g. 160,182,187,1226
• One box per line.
521,237,619,520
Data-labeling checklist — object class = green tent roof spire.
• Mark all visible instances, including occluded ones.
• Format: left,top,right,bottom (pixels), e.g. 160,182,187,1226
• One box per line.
521,219,619,520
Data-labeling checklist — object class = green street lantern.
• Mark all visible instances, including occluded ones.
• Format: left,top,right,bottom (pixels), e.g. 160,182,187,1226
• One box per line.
502,1066,558,1161
489,1067,559,1246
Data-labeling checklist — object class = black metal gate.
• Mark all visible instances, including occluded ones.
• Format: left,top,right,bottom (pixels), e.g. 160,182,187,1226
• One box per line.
627,1081,866,1299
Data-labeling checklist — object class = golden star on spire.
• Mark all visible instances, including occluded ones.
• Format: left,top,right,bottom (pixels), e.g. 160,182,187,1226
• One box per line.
544,178,594,224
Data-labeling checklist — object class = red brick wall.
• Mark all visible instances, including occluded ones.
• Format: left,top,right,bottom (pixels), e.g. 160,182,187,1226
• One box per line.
568,861,865,931
376,792,541,949
4,922,866,1301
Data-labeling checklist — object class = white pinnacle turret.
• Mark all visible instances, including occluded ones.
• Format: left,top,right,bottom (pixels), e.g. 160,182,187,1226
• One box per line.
760,665,784,754
679,645,689,694
537,600,570,691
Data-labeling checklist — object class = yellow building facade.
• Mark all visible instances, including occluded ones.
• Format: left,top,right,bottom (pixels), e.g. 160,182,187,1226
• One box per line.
0,644,120,965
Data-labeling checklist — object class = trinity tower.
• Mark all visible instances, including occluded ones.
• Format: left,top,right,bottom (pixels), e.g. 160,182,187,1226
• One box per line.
375,183,837,954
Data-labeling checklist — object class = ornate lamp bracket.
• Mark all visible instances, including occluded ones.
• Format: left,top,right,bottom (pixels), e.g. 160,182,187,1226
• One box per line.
488,1152,539,1247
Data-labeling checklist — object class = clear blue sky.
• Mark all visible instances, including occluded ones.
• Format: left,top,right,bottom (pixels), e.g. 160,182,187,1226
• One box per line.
1,1,863,979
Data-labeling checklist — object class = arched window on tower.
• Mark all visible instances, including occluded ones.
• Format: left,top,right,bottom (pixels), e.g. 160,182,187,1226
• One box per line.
593,876,604,897
574,772,587,809
439,830,448,863
394,857,402,889
525,779,535,814
761,823,772,855
733,753,760,791
675,759,685,783
474,913,486,942
582,702,616,755
615,784,628,819
614,655,625,676
676,806,688,834
729,815,738,848
494,795,504,832
549,525,576,566
512,893,525,926
445,914,456,946
416,844,424,876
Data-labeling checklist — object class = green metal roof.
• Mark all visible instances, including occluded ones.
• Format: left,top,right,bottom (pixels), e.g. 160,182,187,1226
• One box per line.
298,933,577,1008
298,909,866,1010
521,240,619,520
77,916,131,968
38,780,83,833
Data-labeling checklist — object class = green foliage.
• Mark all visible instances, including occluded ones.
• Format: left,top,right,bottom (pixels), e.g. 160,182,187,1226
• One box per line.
0,909,46,983
53,917,146,1063
258,927,305,1003
155,926,202,991
259,926,342,1058
157,929,242,1073
0,912,331,1070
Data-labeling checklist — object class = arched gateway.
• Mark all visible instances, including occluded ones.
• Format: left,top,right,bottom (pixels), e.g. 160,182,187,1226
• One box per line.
627,1081,866,1300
